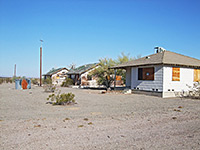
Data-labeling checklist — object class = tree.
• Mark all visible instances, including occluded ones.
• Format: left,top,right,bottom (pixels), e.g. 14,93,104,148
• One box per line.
90,58,115,89
116,52,134,64
90,52,139,89
43,77,52,84
61,77,74,87
115,52,135,83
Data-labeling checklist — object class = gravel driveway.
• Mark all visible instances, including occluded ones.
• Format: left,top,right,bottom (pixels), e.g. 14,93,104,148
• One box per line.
0,83,200,150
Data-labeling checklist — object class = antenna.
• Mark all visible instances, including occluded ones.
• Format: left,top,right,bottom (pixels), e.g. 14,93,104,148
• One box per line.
40,39,44,47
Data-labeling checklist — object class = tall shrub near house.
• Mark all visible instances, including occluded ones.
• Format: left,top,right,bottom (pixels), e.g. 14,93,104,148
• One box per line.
61,77,74,87
90,53,138,89
43,77,52,84
90,58,115,89
188,82,200,99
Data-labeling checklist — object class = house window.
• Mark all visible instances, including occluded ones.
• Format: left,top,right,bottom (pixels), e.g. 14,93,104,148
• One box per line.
138,67,154,80
87,74,92,80
194,69,200,82
172,67,180,81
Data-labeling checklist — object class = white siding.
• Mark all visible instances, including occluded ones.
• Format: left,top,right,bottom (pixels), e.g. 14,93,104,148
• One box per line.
80,66,98,87
131,65,163,92
52,69,68,86
163,66,194,92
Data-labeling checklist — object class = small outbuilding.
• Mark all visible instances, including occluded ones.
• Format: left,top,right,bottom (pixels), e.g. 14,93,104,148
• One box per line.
67,63,99,87
43,68,69,86
111,47,200,98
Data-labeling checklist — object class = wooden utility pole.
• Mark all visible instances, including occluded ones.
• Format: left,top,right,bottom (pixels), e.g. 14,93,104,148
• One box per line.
14,64,16,77
40,47,42,86
40,40,43,86
114,69,117,90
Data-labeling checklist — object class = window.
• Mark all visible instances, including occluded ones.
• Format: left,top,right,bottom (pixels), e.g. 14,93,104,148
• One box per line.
87,74,92,80
56,74,60,79
172,67,180,81
194,69,200,82
138,67,154,80
138,68,143,80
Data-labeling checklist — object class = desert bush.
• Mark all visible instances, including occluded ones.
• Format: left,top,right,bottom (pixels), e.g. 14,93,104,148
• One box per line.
12,76,21,82
5,78,12,83
187,82,200,99
0,78,3,84
47,91,76,105
43,77,52,84
31,78,39,85
0,78,13,84
61,77,74,87
44,84,56,92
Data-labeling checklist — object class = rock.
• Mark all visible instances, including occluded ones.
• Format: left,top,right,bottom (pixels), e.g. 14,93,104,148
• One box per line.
83,118,89,121
34,125,41,127
123,89,132,94
99,90,106,94
52,128,56,131
78,125,84,128
88,122,93,125
63,118,70,122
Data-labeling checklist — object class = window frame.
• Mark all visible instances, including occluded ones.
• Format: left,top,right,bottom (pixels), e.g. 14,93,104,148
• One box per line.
138,67,155,81
194,69,200,82
172,67,180,81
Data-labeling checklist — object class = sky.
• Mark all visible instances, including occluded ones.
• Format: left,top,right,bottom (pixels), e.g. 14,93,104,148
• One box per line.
0,0,200,77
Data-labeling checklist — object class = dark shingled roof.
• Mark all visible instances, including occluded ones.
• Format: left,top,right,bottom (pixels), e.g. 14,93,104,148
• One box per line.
43,68,68,76
111,51,200,69
67,63,98,75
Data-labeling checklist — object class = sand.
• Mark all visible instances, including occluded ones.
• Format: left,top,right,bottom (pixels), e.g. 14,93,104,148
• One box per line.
0,83,200,150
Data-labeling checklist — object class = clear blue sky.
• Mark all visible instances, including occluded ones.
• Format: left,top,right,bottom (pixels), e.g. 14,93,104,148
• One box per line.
0,0,200,77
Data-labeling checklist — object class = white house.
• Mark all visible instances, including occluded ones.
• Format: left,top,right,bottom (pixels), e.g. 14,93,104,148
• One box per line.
67,63,99,87
43,68,69,86
112,47,200,98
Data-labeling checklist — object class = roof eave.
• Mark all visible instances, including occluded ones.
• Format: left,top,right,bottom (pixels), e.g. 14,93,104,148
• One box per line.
110,63,164,69
163,63,200,68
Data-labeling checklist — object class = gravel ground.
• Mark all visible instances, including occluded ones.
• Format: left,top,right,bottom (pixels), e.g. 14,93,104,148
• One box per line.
0,83,200,150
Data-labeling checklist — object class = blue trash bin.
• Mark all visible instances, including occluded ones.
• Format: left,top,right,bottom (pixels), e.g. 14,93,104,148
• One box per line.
27,79,31,89
15,79,21,89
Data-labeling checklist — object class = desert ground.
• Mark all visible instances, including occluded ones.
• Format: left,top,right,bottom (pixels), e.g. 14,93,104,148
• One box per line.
0,83,200,150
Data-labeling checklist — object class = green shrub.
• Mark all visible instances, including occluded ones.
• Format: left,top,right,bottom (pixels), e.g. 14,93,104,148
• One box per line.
47,91,75,105
61,77,74,87
43,77,52,84
0,78,12,84
188,82,200,99
44,84,56,92
5,78,12,83
0,78,3,84
12,76,21,82
31,78,39,85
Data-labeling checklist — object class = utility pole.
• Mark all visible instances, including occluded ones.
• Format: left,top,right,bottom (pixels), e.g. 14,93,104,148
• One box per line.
40,39,43,86
14,64,16,77
114,69,117,90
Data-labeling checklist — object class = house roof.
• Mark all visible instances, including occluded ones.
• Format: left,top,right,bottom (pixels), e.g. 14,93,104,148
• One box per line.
111,50,200,69
43,68,69,76
67,63,98,75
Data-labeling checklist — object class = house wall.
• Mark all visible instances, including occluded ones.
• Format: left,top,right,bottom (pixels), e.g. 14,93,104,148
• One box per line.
52,69,68,86
126,67,131,88
129,65,196,98
131,65,164,92
80,66,99,87
162,66,194,97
